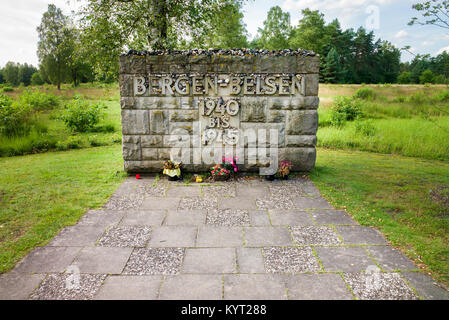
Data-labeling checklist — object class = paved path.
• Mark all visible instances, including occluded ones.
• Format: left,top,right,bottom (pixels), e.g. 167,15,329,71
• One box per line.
1,176,448,300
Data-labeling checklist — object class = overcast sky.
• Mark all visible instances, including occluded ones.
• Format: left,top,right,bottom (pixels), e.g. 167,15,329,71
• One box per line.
1,0,448,67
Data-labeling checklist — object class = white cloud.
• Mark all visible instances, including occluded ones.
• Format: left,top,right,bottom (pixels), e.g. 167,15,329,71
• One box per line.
394,30,408,39
436,45,449,55
282,0,399,12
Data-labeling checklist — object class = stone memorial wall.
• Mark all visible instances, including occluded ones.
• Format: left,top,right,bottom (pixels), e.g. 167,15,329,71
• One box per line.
119,49,320,173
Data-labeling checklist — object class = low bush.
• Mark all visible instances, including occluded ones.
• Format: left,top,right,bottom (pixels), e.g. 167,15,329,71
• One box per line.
353,87,376,100
330,96,363,127
0,94,34,137
56,136,85,151
19,90,60,110
355,120,377,137
437,90,449,102
2,87,14,92
59,96,105,132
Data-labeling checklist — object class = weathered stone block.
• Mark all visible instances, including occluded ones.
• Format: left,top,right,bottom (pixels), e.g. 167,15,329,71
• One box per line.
286,135,317,147
240,97,267,122
141,135,163,148
284,148,316,171
286,110,318,135
121,110,150,134
142,148,158,160
268,110,286,123
169,110,198,122
119,75,134,97
124,160,164,172
297,55,320,74
120,97,135,109
240,123,285,147
303,74,319,96
268,96,306,110
169,122,194,135
150,110,169,134
135,97,178,109
122,135,141,161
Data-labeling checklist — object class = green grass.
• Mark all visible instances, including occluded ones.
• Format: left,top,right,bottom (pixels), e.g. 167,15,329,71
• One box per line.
318,85,449,160
310,148,449,286
318,117,449,161
0,98,122,157
0,145,126,273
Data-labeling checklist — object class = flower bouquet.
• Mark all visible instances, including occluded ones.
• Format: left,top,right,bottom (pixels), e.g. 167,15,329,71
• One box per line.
210,165,231,181
277,160,293,180
222,156,239,176
163,160,182,181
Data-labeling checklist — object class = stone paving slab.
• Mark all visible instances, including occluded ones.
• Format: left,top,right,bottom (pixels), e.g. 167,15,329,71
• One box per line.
120,210,166,226
314,247,375,272
47,225,105,247
73,247,133,274
13,246,82,273
336,226,388,245
2,176,448,300
0,273,45,300
224,274,288,300
268,209,314,226
159,274,223,300
196,227,243,247
310,209,356,225
165,209,206,226
148,226,197,247
182,248,236,274
286,273,353,300
244,227,293,246
94,275,162,300
366,246,419,271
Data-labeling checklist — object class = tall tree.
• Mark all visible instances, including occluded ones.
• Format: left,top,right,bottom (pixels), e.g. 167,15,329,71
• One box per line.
409,0,449,29
2,62,20,86
290,9,329,54
77,0,246,78
37,4,72,89
323,48,341,83
204,1,248,48
257,6,291,50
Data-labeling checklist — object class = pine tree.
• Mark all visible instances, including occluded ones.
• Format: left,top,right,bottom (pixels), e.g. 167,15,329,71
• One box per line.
323,48,341,83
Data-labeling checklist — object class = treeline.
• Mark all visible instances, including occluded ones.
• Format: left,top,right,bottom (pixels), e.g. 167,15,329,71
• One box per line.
247,7,402,84
398,52,449,84
1,2,448,87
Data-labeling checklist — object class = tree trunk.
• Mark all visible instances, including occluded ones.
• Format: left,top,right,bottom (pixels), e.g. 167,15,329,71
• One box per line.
147,0,168,50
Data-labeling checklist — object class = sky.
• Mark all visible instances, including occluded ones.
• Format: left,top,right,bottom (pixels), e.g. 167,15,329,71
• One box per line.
0,0,448,68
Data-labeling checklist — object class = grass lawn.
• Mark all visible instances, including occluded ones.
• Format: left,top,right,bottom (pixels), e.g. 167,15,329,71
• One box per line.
310,148,449,286
0,145,126,273
0,83,447,289
317,84,449,161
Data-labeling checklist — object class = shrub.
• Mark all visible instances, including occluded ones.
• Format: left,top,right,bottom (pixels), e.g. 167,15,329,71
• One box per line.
30,72,44,86
437,90,449,102
2,87,13,92
408,92,427,104
420,69,434,84
355,120,377,137
392,96,406,103
397,72,411,84
0,95,33,137
56,136,85,151
353,87,376,100
330,96,363,127
433,75,447,84
60,96,105,132
19,90,60,110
